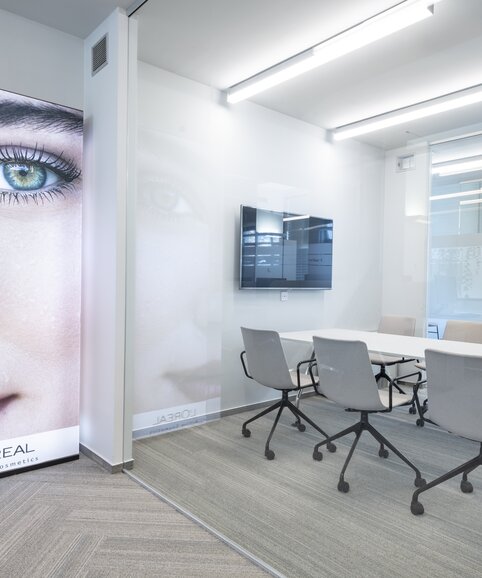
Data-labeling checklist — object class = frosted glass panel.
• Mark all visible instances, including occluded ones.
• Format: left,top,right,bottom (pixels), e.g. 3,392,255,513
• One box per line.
131,84,223,438
428,134,482,331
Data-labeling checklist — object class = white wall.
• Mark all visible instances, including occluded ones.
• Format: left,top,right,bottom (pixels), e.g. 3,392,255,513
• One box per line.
81,9,129,466
381,145,430,336
0,9,82,109
131,62,386,431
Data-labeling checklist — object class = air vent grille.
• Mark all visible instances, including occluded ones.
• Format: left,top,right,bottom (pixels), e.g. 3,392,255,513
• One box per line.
396,154,415,172
92,34,108,76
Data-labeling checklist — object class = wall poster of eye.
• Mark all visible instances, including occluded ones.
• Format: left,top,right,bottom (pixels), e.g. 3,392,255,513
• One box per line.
0,88,82,476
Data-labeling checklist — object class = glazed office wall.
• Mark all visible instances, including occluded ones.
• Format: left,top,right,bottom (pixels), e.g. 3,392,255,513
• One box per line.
0,7,390,462
132,61,386,427
381,145,430,336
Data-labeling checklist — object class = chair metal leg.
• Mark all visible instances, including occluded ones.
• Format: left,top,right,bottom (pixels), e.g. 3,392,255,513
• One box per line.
366,421,425,486
242,399,283,434
313,422,361,457
243,390,332,459
337,428,362,492
412,379,426,426
411,443,482,515
264,403,285,460
314,412,425,493
375,365,405,394
287,401,329,438
291,390,303,429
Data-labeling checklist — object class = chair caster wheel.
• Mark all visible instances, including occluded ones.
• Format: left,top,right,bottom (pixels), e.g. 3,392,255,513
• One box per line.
416,419,424,427
461,480,473,493
327,442,336,453
265,449,275,460
297,423,306,432
410,500,424,515
415,477,426,488
312,449,323,461
242,428,251,438
337,479,349,493
409,407,416,415
378,448,389,458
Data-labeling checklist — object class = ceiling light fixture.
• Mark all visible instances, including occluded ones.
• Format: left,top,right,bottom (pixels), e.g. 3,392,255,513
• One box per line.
460,198,482,206
432,156,482,176
333,83,482,141
226,0,439,104
429,189,482,202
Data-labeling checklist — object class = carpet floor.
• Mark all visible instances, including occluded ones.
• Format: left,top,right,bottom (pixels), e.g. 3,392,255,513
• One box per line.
133,396,482,578
0,453,269,577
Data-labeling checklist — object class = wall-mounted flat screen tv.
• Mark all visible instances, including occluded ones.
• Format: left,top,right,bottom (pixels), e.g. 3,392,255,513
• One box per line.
239,205,333,289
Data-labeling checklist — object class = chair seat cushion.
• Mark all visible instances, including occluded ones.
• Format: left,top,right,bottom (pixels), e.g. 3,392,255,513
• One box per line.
370,353,405,365
369,352,407,366
289,370,317,389
378,388,411,409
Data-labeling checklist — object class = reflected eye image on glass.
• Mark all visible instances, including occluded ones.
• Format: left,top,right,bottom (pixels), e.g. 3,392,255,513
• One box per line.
0,88,83,453
132,127,222,437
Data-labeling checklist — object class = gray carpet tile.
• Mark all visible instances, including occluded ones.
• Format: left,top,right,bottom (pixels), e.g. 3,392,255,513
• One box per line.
0,454,269,577
133,396,482,578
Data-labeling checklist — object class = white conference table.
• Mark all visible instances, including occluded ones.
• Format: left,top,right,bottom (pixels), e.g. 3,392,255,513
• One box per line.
280,328,482,359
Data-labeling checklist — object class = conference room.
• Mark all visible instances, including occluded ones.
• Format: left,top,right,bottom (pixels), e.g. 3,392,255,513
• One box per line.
123,1,482,576
0,0,481,576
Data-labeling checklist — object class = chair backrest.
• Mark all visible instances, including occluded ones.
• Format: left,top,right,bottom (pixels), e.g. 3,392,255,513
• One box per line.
425,349,482,442
377,315,416,337
443,320,482,343
240,327,295,390
312,336,386,411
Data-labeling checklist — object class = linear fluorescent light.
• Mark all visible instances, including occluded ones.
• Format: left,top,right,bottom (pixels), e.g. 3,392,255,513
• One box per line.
333,84,482,141
429,189,482,201
226,0,438,104
432,157,482,176
460,198,482,206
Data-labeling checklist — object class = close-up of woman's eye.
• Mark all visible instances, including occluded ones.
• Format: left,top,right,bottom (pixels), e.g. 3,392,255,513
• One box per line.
0,145,81,204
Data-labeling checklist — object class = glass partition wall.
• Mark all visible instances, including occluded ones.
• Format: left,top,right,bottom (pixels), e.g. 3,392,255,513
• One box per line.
428,134,482,337
123,3,482,575
124,11,224,460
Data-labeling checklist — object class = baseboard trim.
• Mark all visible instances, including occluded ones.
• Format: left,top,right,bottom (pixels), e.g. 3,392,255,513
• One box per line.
132,391,318,440
219,391,315,419
79,444,133,473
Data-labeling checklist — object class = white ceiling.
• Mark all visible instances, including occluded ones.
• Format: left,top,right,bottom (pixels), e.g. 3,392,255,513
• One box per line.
134,0,482,149
0,0,481,150
0,0,135,38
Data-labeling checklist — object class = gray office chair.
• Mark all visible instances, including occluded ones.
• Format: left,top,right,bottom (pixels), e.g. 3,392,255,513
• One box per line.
410,320,482,426
370,315,417,391
312,336,425,493
240,327,335,460
411,349,482,515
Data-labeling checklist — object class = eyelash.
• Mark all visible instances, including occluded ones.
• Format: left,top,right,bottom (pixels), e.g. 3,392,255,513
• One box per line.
0,144,81,205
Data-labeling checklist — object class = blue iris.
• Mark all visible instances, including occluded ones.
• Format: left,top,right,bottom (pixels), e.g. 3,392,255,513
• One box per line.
3,162,47,190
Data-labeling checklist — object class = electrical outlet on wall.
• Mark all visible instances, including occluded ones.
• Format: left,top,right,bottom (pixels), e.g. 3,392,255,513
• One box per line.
280,291,288,301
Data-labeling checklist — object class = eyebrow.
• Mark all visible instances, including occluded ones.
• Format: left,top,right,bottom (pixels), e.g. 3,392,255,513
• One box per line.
0,100,83,134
